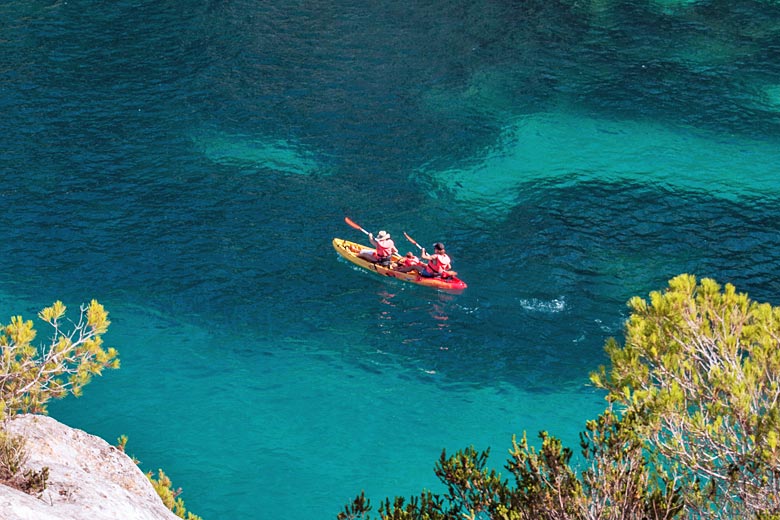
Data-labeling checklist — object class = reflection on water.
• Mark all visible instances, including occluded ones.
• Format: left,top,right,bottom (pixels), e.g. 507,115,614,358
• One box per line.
377,290,399,334
430,293,454,336
373,289,452,330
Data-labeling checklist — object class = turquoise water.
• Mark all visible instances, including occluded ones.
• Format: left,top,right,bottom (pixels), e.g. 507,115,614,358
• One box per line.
3,1,780,518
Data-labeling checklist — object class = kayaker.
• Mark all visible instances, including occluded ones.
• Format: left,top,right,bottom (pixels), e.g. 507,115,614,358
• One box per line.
398,251,420,268
358,230,398,266
397,242,452,277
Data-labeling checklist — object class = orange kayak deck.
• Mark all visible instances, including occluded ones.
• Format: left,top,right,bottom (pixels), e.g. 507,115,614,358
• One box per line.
332,238,467,291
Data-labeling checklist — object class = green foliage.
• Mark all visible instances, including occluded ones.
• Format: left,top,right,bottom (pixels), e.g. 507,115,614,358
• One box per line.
340,428,676,519
0,300,119,421
116,435,142,465
341,275,780,519
147,468,203,520
507,431,582,517
0,429,50,496
593,274,780,517
0,301,201,517
0,300,112,500
435,446,509,517
578,408,682,519
0,429,28,478
338,491,371,520
116,434,129,453
121,435,200,519
20,466,49,495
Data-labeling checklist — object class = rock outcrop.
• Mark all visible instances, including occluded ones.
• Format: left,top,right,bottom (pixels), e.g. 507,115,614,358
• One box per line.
0,414,180,520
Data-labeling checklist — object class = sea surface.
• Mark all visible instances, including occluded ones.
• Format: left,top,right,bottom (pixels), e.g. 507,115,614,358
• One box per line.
2,1,780,519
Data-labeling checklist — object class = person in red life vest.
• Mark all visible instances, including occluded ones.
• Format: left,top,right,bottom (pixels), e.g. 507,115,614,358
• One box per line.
398,251,420,268
397,242,452,277
358,230,398,266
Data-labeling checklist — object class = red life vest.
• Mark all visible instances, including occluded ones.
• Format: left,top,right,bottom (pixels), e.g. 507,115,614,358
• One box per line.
402,254,419,266
374,238,395,259
425,253,451,275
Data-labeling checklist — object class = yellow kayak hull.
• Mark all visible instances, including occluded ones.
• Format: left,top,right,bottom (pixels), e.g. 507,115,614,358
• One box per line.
332,238,467,291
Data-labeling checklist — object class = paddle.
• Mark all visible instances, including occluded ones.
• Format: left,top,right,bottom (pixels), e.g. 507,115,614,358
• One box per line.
403,231,423,251
345,216,370,236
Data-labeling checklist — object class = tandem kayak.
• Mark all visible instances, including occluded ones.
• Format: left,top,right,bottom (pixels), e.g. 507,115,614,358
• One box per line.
332,238,467,291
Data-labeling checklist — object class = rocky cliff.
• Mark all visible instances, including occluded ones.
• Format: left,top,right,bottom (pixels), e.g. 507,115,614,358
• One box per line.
0,414,180,520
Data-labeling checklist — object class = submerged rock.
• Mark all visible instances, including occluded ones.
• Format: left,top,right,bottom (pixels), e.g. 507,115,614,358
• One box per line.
417,110,780,216
192,129,323,175
0,414,179,520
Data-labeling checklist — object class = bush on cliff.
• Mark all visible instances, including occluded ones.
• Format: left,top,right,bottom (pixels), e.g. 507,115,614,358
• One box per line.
0,300,201,519
0,300,117,495
0,300,118,421
339,275,780,520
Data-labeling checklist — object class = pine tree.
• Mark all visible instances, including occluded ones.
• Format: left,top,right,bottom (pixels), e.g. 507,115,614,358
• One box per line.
0,300,119,421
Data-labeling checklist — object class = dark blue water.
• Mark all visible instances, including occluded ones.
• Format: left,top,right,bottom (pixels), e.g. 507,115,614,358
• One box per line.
3,1,780,518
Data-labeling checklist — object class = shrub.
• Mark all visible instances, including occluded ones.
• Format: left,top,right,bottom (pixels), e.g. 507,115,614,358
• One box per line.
339,275,780,519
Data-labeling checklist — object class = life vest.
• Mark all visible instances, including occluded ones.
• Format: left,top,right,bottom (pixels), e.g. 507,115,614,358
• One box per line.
374,238,395,259
425,253,451,275
402,254,419,267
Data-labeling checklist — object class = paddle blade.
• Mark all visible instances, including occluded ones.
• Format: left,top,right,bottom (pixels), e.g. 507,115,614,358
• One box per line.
404,231,422,250
345,217,369,235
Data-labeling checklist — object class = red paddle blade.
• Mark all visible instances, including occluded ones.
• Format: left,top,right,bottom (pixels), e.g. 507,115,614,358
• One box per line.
345,217,369,235
403,232,422,250
345,217,362,230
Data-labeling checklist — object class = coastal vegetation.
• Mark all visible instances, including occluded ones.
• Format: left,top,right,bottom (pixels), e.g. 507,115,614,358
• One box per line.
339,275,780,519
0,301,201,519
0,300,117,422
0,300,115,494
116,435,203,520
147,468,203,520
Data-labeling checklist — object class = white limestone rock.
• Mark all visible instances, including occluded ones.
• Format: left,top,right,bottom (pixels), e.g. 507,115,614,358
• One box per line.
0,414,180,520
